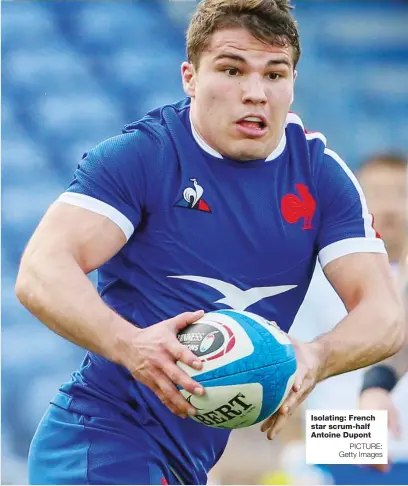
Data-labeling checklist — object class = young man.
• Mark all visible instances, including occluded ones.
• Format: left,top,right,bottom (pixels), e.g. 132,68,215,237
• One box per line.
359,156,408,475
16,1,405,484
292,153,408,484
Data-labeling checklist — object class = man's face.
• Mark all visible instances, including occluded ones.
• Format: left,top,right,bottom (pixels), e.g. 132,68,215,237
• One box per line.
359,163,407,250
182,27,296,161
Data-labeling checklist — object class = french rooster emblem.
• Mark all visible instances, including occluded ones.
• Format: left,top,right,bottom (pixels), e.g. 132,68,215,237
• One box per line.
281,183,316,230
175,178,211,213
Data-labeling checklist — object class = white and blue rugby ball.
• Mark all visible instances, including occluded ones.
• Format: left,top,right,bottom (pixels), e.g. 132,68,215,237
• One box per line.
177,309,297,429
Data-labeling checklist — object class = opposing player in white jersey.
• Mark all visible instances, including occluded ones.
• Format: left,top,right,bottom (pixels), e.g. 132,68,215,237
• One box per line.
293,152,408,485
359,153,408,478
16,1,405,484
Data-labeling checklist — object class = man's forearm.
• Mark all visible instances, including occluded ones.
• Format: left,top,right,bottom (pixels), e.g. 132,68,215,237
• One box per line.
385,261,408,380
378,343,408,380
16,250,139,367
310,296,405,383
361,317,408,388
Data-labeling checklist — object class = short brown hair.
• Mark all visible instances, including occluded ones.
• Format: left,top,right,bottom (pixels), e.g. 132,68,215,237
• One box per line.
358,152,407,173
186,0,301,69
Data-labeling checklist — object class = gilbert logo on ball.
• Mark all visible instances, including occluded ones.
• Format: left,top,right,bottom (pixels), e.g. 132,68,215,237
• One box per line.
177,310,297,429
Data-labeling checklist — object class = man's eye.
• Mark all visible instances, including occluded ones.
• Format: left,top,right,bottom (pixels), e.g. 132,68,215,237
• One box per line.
268,73,281,80
226,68,240,76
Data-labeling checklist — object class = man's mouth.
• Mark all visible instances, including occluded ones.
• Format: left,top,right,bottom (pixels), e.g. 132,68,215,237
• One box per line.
236,116,268,137
238,116,266,129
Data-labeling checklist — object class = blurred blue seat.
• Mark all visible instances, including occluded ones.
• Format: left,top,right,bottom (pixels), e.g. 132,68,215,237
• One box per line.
2,139,55,186
355,66,408,114
1,100,27,141
2,276,30,329
2,182,65,234
2,321,83,375
2,241,17,271
109,49,184,100
2,2,61,51
73,3,171,52
350,116,399,160
395,120,408,145
1,432,28,483
162,1,198,29
317,8,408,62
32,92,124,145
4,47,98,98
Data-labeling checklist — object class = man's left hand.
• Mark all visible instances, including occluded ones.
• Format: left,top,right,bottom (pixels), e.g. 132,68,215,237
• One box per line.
261,337,324,440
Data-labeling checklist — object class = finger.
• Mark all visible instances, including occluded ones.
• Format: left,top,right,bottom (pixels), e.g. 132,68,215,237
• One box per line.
281,387,303,415
292,378,302,393
129,366,193,418
138,372,186,418
263,394,300,440
260,391,295,433
261,413,278,433
291,367,304,391
269,389,297,423
149,382,186,418
161,360,204,396
168,310,205,332
154,371,196,417
266,409,290,440
167,338,203,371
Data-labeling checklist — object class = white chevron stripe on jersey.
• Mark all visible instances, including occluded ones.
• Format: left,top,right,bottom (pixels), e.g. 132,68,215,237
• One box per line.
168,275,297,311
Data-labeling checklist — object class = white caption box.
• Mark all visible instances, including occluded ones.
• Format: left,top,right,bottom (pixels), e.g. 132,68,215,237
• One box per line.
306,410,388,465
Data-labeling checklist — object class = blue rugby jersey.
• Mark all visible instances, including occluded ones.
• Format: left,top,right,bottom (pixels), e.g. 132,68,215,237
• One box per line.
56,98,385,484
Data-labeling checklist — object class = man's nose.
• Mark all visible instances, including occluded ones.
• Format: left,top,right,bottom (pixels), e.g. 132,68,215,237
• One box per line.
242,74,267,104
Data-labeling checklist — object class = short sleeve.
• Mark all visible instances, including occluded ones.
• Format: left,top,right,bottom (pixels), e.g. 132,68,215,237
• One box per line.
316,148,386,268
57,131,148,241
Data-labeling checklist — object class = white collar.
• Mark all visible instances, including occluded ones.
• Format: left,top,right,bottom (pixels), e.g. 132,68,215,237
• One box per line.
189,109,286,162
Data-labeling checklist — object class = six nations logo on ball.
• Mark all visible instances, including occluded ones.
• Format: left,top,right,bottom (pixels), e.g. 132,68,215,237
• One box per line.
177,322,236,361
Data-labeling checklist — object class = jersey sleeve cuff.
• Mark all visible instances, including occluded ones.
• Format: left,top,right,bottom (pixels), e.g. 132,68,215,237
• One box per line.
318,237,387,268
57,192,134,241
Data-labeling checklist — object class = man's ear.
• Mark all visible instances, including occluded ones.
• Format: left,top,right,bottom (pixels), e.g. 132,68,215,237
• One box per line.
181,62,196,98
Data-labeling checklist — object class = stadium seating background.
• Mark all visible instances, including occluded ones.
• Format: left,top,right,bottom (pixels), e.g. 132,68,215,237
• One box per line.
2,1,408,483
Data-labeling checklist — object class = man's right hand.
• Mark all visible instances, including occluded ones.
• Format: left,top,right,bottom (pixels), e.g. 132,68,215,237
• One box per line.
121,310,206,418
359,388,401,472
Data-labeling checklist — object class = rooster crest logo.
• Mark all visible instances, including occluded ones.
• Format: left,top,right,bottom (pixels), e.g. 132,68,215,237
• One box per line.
175,178,211,213
281,183,316,230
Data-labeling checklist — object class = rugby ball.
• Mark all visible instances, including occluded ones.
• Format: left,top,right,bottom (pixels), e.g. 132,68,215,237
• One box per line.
177,309,297,429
